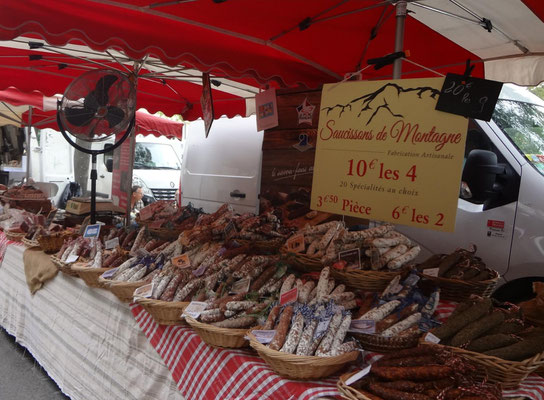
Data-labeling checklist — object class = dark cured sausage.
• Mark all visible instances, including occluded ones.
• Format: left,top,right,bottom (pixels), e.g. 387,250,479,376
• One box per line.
368,383,432,400
371,365,452,381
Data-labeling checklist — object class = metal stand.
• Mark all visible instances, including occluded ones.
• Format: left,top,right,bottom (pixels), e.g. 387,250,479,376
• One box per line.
90,153,97,224
393,1,407,79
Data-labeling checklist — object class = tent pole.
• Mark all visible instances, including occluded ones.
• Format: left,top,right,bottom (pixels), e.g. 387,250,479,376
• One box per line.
393,1,407,79
25,106,32,182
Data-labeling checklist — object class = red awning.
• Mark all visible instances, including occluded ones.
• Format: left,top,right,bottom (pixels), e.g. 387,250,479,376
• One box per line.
0,86,184,139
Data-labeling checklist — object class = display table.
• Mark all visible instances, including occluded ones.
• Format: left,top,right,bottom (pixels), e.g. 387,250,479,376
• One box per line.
0,242,184,400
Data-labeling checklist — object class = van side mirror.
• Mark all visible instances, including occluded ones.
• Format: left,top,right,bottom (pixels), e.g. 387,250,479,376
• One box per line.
462,150,505,203
105,158,113,173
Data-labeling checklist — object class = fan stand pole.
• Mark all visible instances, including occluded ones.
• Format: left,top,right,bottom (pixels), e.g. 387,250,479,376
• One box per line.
90,153,97,224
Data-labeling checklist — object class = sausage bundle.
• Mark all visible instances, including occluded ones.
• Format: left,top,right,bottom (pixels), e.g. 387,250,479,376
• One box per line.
349,346,501,400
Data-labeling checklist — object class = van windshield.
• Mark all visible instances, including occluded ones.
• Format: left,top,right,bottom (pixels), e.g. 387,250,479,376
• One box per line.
134,142,181,170
493,97,544,176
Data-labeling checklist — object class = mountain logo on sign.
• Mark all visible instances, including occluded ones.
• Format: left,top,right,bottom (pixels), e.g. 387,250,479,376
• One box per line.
322,83,440,125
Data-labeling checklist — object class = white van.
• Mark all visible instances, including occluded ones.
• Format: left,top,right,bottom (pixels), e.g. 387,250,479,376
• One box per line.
180,115,263,214
396,84,544,302
30,129,182,206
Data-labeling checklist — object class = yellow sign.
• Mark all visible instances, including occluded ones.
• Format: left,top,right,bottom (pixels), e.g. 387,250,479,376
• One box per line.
310,78,468,232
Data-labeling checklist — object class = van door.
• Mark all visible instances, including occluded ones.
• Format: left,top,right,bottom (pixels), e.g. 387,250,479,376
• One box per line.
180,116,263,214
396,119,521,279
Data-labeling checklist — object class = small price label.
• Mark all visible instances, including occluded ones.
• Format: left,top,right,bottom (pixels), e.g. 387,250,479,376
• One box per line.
338,248,361,270
345,365,371,386
230,278,251,295
139,206,154,221
83,224,101,238
192,263,208,277
65,254,79,264
251,330,276,344
224,221,237,239
45,209,57,227
286,234,305,253
423,267,439,277
105,237,119,250
133,283,153,301
100,267,118,280
349,319,376,334
172,254,191,269
280,287,298,306
182,301,208,319
425,332,441,344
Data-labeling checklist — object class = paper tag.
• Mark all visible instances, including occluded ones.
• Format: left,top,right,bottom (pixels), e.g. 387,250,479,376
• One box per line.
133,283,153,301
182,301,208,319
192,263,208,277
149,219,164,229
45,209,57,227
105,237,119,250
314,318,331,338
100,267,118,280
280,287,298,306
349,319,376,334
251,330,276,344
286,233,305,253
224,221,237,239
345,365,371,386
65,254,79,264
424,332,441,344
230,278,251,295
338,248,361,270
139,206,154,221
83,224,101,238
135,248,150,258
423,267,439,277
172,254,191,269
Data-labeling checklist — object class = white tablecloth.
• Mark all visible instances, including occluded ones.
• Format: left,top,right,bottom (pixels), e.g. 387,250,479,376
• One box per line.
0,244,185,400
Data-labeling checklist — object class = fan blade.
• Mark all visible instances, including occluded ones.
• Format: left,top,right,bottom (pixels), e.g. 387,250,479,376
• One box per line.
104,106,126,128
94,74,119,107
64,106,96,127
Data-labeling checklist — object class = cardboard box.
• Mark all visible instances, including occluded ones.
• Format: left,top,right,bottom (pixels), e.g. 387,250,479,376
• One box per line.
66,197,125,215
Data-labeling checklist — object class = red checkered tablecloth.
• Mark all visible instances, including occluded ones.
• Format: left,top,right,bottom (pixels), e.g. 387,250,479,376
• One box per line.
131,304,342,400
132,299,544,400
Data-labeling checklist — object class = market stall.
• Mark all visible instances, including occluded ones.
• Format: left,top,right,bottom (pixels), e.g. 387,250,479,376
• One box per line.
1,1,544,400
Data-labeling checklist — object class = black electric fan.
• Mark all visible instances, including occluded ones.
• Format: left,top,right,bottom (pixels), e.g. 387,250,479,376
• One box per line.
57,69,137,224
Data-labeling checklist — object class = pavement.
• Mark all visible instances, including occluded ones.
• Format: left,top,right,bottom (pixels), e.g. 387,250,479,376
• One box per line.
0,327,68,400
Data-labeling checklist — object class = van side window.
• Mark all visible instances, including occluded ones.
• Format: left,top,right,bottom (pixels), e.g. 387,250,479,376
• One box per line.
463,121,520,209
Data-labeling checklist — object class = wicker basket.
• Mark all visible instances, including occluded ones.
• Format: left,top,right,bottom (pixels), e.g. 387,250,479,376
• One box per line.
38,234,68,254
21,237,40,248
136,298,189,326
185,315,249,348
417,270,500,302
422,342,544,389
100,279,146,303
337,371,372,400
5,231,26,242
281,250,323,273
71,264,114,288
246,329,358,380
50,255,80,277
331,268,405,292
352,331,420,353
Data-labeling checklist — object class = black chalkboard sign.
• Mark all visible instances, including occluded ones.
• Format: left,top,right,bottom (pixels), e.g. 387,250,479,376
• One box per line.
435,73,503,121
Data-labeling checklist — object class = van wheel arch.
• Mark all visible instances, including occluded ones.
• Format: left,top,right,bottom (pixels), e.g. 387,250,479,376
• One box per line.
492,276,544,303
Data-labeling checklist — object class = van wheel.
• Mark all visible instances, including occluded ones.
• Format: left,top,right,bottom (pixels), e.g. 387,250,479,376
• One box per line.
492,277,544,303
